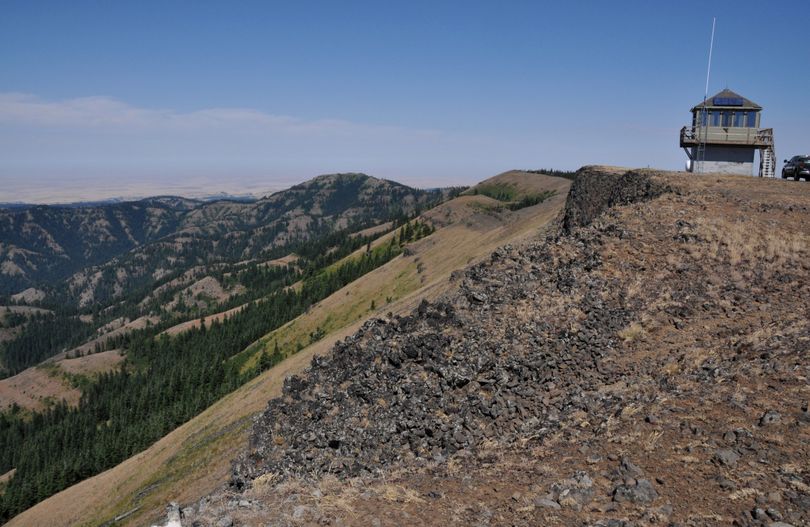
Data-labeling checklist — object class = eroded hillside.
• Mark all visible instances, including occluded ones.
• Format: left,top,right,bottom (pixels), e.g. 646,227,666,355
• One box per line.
177,168,809,526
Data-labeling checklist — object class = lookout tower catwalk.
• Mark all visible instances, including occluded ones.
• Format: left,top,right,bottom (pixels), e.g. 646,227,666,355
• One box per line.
680,88,776,177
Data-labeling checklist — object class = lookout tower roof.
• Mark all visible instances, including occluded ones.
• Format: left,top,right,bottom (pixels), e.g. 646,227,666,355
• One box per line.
691,89,762,112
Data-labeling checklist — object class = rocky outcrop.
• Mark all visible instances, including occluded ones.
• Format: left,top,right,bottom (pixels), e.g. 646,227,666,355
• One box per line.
561,167,670,234
231,168,657,487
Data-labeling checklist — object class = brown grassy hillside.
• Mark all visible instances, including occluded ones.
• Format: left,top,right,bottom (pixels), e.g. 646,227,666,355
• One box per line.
7,171,570,527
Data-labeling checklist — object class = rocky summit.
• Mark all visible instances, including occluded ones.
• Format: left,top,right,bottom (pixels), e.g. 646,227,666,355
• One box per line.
230,171,670,487
164,167,809,526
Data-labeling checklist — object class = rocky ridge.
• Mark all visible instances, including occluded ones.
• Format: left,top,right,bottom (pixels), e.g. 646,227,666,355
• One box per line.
228,169,671,487
162,168,810,526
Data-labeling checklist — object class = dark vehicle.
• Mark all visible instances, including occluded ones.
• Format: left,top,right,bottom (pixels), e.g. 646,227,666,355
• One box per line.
782,155,810,180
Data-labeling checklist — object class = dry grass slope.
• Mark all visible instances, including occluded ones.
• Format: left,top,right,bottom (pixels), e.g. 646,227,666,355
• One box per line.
7,171,570,527
0,350,127,411
0,367,79,411
0,315,156,411
238,171,570,373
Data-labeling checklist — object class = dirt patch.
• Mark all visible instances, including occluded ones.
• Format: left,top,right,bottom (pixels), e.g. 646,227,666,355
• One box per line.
160,305,248,337
0,261,25,277
0,327,21,344
9,288,46,304
0,469,15,496
167,276,244,311
0,469,15,486
0,366,78,411
58,350,125,376
349,222,394,239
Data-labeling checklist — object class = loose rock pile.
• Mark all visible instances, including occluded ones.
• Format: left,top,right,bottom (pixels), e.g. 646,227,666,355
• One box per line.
231,170,668,487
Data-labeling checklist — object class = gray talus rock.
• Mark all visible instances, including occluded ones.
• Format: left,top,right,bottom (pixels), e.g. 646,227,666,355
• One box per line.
549,471,594,511
533,497,561,509
759,410,781,426
612,478,658,504
713,448,741,467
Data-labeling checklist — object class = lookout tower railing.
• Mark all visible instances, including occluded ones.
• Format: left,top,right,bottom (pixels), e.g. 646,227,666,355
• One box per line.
680,126,774,148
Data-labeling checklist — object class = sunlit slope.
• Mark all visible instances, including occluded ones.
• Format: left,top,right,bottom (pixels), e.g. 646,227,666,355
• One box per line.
239,172,570,372
8,171,570,527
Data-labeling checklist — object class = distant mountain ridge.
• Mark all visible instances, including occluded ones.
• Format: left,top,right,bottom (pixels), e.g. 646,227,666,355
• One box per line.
0,193,259,210
0,173,446,302
0,199,188,296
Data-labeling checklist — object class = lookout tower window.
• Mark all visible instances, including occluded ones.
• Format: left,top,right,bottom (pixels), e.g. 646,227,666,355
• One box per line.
734,112,744,127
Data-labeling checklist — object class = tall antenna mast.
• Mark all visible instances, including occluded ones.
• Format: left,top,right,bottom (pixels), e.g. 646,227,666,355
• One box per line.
704,17,716,100
696,17,716,173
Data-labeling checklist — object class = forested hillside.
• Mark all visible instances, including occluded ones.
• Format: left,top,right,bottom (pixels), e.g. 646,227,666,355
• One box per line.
0,199,190,296
0,174,456,378
0,173,447,302
0,215,437,519
0,175,458,519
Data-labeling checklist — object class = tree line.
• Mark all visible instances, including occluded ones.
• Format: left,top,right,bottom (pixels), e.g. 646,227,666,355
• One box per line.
0,219,435,520
0,220,397,375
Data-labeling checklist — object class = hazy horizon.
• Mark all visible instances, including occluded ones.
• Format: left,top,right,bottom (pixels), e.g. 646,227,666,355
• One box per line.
1,169,466,204
0,174,284,204
2,167,483,204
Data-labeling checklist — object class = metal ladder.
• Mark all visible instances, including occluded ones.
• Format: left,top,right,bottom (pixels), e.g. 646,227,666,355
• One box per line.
758,128,776,178
760,145,776,178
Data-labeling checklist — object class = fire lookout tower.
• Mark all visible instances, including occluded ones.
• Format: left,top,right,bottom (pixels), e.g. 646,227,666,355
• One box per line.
680,88,775,177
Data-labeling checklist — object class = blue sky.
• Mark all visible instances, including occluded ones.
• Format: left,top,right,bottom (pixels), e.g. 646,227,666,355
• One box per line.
1,0,808,201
